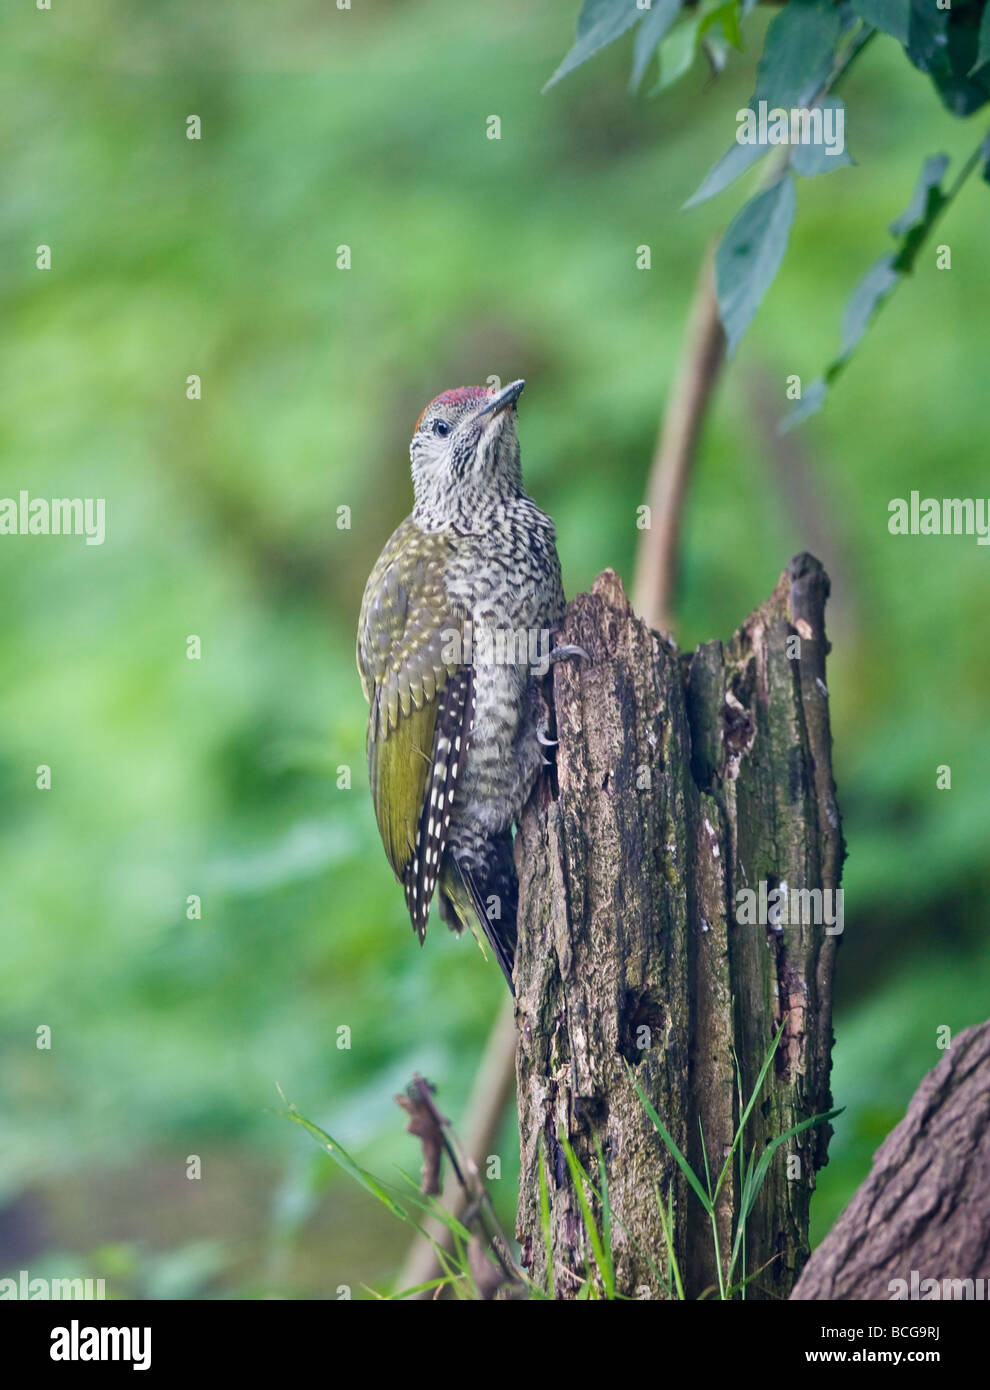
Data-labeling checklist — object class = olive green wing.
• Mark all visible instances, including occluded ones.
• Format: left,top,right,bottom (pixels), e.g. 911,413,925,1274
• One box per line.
356,518,471,937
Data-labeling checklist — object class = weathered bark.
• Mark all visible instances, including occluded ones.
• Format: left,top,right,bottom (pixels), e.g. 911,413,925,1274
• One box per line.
514,556,843,1299
791,1020,990,1300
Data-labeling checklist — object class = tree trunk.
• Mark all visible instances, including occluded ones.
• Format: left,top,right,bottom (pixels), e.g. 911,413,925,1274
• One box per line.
514,556,843,1300
791,1020,990,1300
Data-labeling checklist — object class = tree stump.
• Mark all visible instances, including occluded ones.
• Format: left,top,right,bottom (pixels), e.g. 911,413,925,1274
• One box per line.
514,556,843,1299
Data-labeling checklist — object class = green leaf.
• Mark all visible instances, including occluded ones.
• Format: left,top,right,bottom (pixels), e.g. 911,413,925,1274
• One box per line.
974,3,990,74
686,0,845,205
653,12,704,91
755,0,846,107
654,1182,685,1299
727,1109,842,1277
888,152,948,264
716,174,796,354
537,1137,554,1297
630,0,684,90
282,1101,411,1222
781,150,953,428
683,140,769,207
840,258,908,352
906,0,948,73
747,1109,843,1215
595,1138,616,1299
698,0,743,50
850,0,909,44
725,1024,785,1175
558,1128,615,1299
779,377,828,429
545,0,644,90
392,1170,476,1243
383,1276,453,1300
780,256,898,429
889,153,949,235
789,96,853,175
907,0,990,116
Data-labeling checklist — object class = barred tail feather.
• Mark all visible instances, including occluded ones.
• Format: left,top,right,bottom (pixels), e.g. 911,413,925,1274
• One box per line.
438,834,518,993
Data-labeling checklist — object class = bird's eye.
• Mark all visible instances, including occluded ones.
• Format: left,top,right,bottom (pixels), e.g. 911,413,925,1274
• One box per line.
432,419,450,438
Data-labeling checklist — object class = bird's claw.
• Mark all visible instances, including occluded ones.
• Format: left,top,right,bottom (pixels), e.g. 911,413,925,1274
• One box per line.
549,643,590,667
536,723,558,748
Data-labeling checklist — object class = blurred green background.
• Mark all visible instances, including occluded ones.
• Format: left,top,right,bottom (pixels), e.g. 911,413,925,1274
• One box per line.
2,0,988,1299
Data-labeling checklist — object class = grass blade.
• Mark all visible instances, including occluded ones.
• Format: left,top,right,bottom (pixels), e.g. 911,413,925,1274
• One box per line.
559,1128,614,1300
626,1061,712,1214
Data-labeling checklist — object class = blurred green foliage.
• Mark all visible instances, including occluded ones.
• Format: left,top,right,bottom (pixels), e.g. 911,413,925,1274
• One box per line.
1,0,988,1295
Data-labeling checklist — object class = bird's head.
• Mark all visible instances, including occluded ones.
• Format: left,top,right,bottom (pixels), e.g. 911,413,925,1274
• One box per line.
409,379,525,527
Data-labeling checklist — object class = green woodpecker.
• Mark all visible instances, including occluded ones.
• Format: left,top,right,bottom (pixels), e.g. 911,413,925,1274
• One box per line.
356,380,566,990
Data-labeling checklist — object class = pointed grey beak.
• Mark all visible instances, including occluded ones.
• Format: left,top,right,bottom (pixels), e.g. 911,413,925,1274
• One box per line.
473,379,525,422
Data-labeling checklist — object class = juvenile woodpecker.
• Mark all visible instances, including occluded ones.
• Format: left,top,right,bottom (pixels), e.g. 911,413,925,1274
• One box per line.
356,379,564,990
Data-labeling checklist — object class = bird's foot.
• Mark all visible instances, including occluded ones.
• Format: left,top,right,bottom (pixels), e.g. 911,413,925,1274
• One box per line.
549,643,590,667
